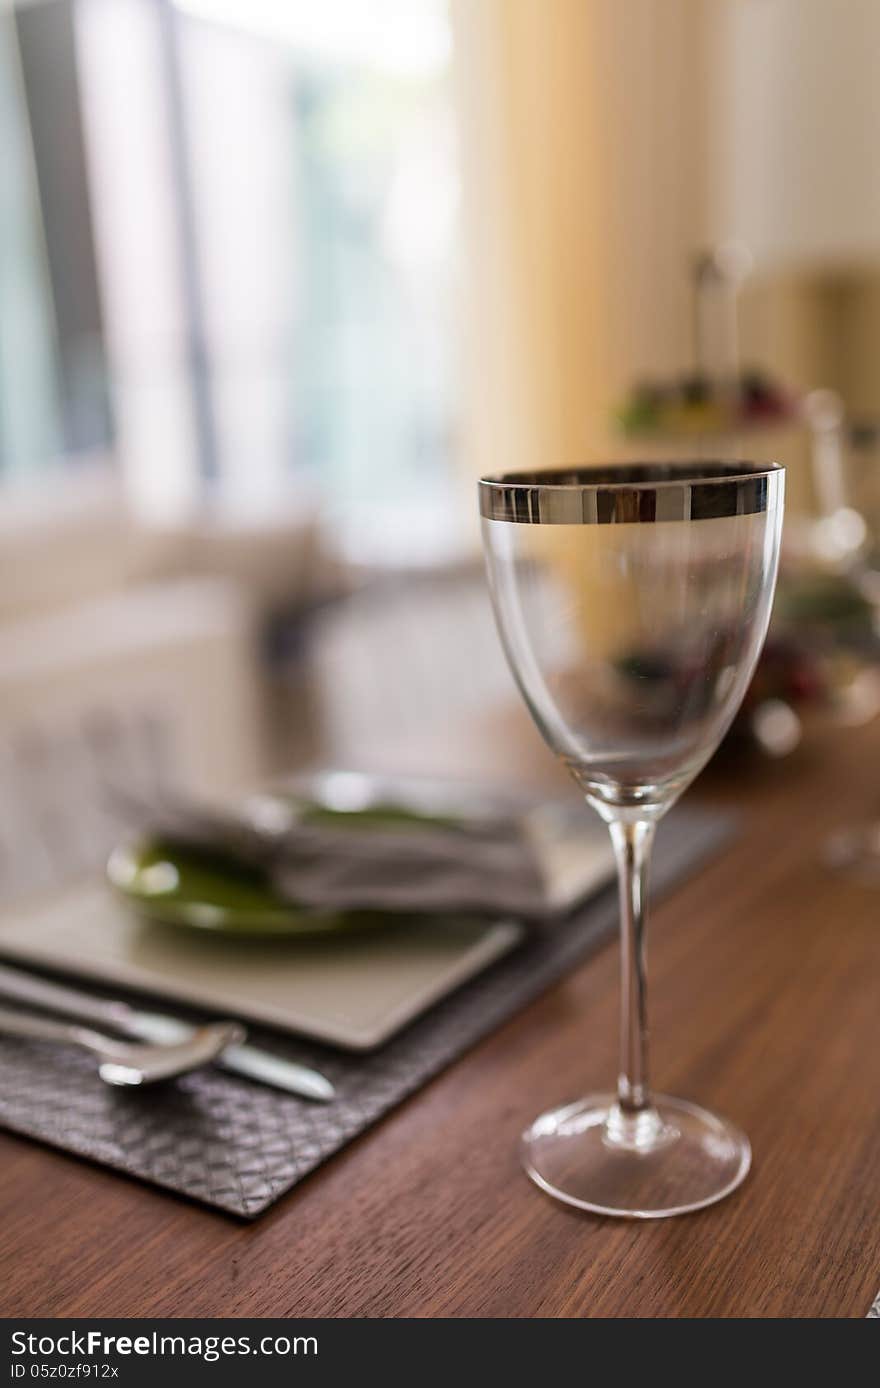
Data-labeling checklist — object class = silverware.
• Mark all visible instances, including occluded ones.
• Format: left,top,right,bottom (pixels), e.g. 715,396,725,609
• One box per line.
0,963,335,1102
0,1003,243,1087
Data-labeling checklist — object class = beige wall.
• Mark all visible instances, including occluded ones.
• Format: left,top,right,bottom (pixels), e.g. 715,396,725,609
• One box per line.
451,0,880,529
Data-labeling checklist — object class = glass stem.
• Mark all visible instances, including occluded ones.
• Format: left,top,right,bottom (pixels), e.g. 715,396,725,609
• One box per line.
608,818,656,1115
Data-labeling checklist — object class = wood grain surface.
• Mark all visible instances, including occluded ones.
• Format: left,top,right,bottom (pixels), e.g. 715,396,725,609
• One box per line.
2,709,880,1318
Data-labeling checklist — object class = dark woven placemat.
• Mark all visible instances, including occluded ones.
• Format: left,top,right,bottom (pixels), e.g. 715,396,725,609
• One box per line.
0,805,734,1217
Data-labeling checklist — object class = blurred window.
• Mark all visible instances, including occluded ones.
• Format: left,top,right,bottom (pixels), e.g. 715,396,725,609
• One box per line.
2,0,460,559
0,7,64,475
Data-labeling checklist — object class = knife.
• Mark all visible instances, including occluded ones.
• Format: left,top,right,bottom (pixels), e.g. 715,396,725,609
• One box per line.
0,962,335,1102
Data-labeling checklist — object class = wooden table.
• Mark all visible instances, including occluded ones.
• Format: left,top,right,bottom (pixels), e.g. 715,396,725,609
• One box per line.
2,709,880,1319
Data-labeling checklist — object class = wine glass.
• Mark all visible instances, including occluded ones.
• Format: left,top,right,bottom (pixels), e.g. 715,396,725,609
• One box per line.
480,461,784,1218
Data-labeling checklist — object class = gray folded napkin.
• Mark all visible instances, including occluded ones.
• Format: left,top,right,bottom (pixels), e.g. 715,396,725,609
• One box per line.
271,818,549,918
125,796,551,921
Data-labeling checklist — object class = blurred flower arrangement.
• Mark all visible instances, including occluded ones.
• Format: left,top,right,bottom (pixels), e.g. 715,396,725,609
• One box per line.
730,569,880,757
612,246,880,762
616,367,795,440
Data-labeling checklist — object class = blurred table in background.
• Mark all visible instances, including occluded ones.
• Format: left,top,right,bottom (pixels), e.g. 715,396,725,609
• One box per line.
2,700,880,1318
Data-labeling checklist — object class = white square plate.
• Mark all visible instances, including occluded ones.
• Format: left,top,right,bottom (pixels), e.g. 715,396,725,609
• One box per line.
0,778,613,1050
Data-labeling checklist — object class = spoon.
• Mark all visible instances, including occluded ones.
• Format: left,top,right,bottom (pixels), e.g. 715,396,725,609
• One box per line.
0,1004,245,1086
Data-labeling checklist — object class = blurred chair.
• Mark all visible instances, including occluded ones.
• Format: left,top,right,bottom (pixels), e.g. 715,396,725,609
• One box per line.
301,564,515,761
0,576,265,900
0,464,177,622
0,462,329,625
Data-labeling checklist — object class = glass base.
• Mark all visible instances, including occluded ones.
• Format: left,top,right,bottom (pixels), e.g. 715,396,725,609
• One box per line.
824,822,880,886
521,1092,750,1219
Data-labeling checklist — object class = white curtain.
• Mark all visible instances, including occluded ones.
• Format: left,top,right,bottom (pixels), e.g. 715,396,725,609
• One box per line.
451,0,710,488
